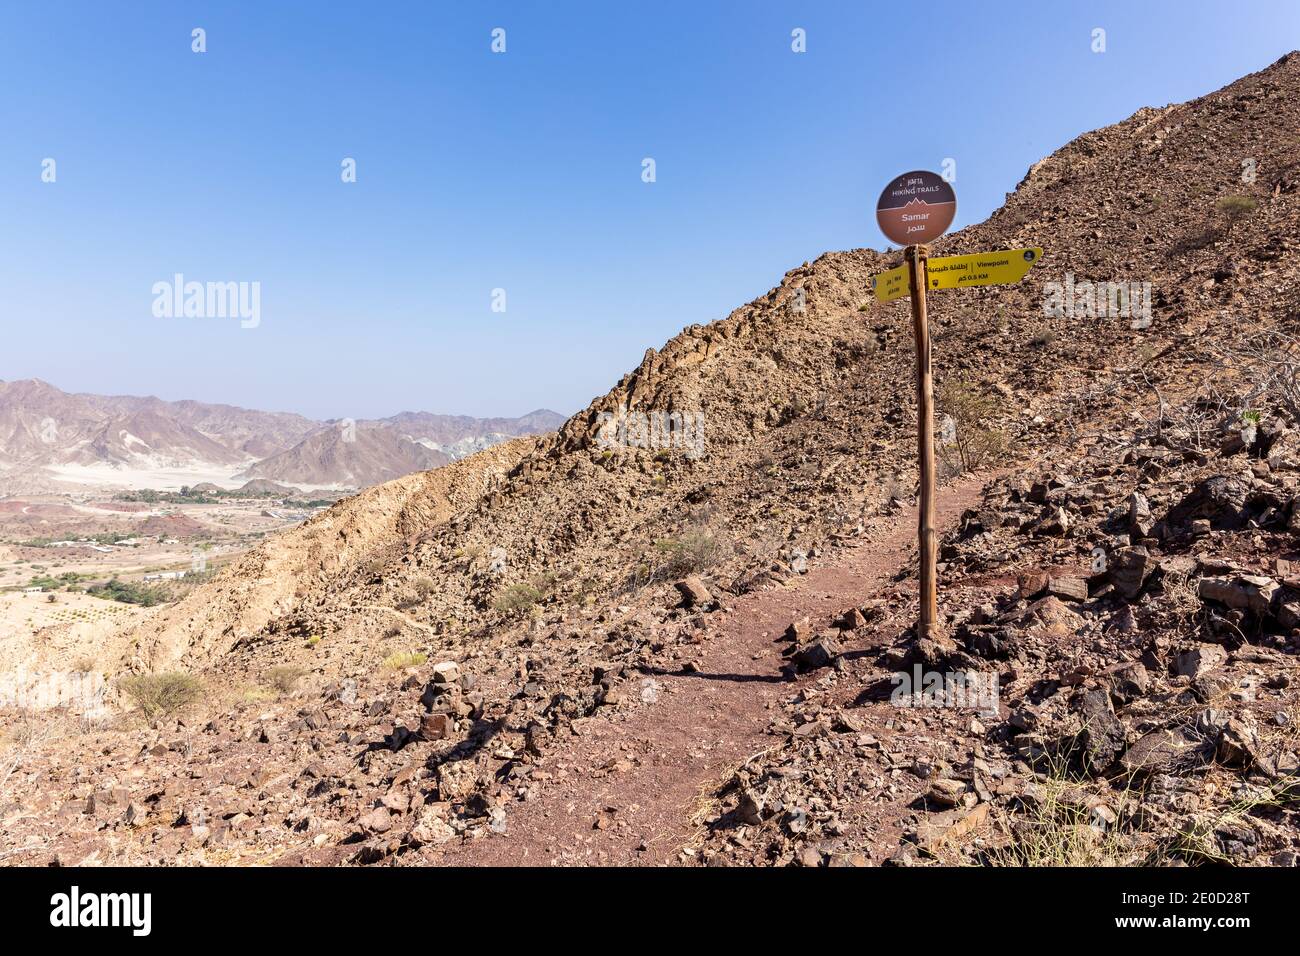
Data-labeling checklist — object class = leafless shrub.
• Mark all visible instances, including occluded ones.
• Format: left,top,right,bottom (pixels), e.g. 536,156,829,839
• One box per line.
1,716,58,804
493,581,546,615
1212,328,1300,425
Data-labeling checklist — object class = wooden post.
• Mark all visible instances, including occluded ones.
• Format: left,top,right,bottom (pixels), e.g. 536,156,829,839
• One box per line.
905,244,939,640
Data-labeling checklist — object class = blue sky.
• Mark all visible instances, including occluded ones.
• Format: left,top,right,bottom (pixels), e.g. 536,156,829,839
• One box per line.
1,1,1296,420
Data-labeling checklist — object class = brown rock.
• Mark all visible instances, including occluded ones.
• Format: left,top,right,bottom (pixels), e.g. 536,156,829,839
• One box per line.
358,807,392,833
419,712,453,741
1198,575,1280,617
783,616,812,642
838,607,868,630
914,803,991,851
1173,644,1226,678
1018,571,1050,599
1217,718,1259,767
1076,687,1126,773
796,846,824,867
928,778,967,808
792,634,840,672
736,789,765,825
674,575,713,608
1110,546,1152,599
1047,576,1090,602
1108,661,1150,704
1119,727,1211,776
431,661,461,684
1024,595,1083,639
1129,491,1154,538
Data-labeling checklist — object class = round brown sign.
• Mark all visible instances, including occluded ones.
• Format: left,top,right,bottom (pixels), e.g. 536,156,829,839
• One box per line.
875,171,956,246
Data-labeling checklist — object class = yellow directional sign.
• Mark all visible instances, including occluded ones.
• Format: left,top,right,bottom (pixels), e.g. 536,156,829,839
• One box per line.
926,247,1043,290
872,262,909,303
870,247,1043,305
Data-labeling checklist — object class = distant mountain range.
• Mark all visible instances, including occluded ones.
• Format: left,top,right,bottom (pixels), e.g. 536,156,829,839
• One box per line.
0,379,565,491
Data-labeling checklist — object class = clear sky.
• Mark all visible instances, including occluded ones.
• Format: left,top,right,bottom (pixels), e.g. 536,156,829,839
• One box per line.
2,1,1296,420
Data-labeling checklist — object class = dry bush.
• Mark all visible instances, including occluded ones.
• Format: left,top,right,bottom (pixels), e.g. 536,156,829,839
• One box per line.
983,752,1141,867
263,665,307,695
1213,329,1300,425
937,380,1008,475
397,575,436,609
119,672,203,719
653,529,726,579
379,651,427,672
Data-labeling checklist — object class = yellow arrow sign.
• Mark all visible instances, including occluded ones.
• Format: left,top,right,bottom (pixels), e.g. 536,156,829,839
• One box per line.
926,247,1043,290
870,247,1043,304
872,263,909,303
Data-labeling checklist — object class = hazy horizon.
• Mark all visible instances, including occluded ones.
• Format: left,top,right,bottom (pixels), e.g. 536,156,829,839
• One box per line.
0,374,570,423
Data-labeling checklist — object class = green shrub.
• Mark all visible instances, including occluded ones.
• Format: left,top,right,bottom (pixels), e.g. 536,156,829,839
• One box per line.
87,577,167,607
653,530,725,578
493,582,545,615
1216,194,1257,236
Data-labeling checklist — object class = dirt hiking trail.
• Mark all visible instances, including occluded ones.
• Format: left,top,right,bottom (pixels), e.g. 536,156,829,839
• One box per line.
438,473,993,866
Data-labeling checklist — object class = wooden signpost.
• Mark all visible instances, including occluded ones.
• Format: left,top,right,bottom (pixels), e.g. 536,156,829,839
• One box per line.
872,171,1043,640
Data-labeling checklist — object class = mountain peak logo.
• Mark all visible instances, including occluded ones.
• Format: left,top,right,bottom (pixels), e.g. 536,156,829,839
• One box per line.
876,169,956,245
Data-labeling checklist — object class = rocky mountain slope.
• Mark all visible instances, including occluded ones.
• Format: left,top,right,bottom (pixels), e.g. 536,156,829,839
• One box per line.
238,424,454,489
4,54,1300,867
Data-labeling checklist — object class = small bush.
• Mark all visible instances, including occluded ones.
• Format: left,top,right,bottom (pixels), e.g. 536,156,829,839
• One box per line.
397,575,437,609
653,530,725,578
1216,194,1257,236
881,474,909,502
937,380,1008,475
119,672,203,719
263,665,307,695
380,651,427,672
493,582,545,615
